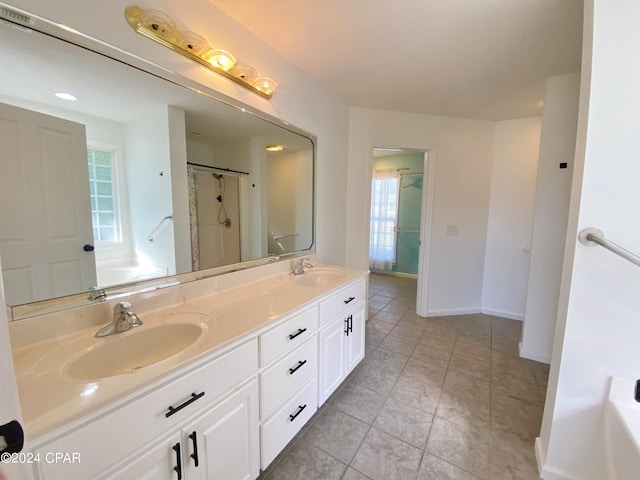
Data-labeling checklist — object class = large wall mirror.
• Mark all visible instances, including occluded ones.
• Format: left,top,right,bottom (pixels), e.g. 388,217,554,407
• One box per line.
0,10,315,319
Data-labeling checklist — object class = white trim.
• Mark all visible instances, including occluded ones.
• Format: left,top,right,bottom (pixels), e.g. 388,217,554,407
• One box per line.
425,307,481,317
370,270,417,279
481,307,524,321
536,436,580,479
519,342,552,364
417,149,436,317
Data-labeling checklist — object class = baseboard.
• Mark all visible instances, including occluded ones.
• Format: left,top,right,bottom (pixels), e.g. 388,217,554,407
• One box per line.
519,342,551,364
426,307,480,317
535,437,582,479
370,270,417,279
480,307,524,321
535,437,546,476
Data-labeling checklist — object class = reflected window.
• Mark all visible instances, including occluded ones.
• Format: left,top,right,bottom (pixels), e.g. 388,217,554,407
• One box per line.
87,146,121,243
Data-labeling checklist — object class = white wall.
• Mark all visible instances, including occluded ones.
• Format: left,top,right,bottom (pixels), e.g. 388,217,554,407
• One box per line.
481,117,541,320
346,107,494,315
539,1,640,478
3,0,350,267
266,150,314,252
167,106,192,274
125,106,176,274
520,73,580,364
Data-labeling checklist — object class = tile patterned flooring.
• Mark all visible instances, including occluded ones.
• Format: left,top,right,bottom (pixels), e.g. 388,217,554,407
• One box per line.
262,274,548,480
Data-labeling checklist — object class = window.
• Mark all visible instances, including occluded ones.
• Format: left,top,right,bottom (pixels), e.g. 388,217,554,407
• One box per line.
369,168,399,271
87,146,121,243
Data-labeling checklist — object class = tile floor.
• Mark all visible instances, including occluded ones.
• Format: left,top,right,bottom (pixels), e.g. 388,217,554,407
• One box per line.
262,274,548,480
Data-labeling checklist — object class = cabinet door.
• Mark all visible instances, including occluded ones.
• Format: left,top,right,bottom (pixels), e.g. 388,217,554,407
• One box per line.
100,432,182,480
318,317,346,405
345,305,366,374
182,379,259,480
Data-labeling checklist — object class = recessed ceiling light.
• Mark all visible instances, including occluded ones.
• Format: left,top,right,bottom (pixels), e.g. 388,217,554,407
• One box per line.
55,92,77,101
265,145,284,152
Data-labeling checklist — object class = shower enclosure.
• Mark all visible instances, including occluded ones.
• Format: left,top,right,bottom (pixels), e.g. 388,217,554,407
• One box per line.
188,165,241,270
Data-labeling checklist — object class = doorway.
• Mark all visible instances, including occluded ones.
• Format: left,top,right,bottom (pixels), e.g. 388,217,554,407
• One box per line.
369,147,433,315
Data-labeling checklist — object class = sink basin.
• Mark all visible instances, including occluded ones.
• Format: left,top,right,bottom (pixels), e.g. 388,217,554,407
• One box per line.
65,323,203,381
294,268,343,286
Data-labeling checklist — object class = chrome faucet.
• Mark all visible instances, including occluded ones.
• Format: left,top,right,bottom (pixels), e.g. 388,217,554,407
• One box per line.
95,302,143,337
291,257,313,276
87,287,107,302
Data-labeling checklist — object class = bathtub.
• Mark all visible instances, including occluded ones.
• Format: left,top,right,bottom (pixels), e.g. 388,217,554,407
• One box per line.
605,377,640,480
96,261,166,287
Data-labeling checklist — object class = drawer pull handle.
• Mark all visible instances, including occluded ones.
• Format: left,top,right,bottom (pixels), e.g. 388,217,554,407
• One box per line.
166,392,205,418
289,404,307,422
288,359,307,375
344,296,356,304
173,442,183,480
189,431,199,467
288,328,307,340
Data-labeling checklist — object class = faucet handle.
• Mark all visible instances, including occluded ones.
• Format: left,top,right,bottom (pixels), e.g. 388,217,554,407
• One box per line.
115,301,133,312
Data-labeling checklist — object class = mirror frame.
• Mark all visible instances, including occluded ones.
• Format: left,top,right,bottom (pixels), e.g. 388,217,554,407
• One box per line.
1,5,317,320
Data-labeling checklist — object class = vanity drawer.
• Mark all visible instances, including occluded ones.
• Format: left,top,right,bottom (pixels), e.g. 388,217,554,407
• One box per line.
260,336,317,420
34,339,258,480
260,378,318,469
259,305,318,367
318,277,367,327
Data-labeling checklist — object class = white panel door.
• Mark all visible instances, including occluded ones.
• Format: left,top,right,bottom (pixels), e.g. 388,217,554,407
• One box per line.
182,379,259,480
318,317,346,405
100,432,182,480
0,102,96,305
0,260,28,480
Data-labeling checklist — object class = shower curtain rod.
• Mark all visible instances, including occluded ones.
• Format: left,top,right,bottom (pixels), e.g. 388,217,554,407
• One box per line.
187,162,249,176
399,172,423,177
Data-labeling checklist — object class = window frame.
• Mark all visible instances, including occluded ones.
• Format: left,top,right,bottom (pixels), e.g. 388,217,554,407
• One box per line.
87,142,125,246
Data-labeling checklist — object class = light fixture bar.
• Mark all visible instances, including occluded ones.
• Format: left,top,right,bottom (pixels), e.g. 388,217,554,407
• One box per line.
124,6,273,99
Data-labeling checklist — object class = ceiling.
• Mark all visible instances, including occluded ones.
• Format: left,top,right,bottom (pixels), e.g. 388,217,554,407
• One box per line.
209,0,584,121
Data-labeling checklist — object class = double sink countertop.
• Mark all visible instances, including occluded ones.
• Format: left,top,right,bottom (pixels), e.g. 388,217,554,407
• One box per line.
10,263,367,440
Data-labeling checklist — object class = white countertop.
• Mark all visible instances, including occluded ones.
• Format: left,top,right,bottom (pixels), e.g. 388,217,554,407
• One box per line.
11,263,367,440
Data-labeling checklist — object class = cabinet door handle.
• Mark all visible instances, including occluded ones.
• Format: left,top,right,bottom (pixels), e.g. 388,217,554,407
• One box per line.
288,328,307,340
166,392,205,418
173,442,183,480
348,314,353,334
343,296,355,304
344,317,350,336
289,404,307,422
288,359,307,375
189,431,199,467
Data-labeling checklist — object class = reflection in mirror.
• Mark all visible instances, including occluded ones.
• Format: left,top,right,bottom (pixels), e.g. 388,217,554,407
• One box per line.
0,12,315,317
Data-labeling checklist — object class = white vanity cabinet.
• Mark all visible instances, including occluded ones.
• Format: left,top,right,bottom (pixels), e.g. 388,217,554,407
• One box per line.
31,339,260,480
258,305,319,469
101,380,259,480
318,278,367,405
20,269,369,480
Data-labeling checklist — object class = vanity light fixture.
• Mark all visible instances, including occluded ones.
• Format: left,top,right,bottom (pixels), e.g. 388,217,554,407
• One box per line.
202,49,236,71
265,145,285,152
55,92,77,101
125,6,276,99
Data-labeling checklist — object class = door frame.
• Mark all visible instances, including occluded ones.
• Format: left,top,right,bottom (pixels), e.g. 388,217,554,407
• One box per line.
368,145,436,316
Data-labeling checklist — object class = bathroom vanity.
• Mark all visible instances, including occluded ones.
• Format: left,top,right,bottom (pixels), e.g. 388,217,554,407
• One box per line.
9,260,368,479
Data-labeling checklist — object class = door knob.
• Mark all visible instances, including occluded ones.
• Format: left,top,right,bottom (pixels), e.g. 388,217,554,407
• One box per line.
83,244,95,252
